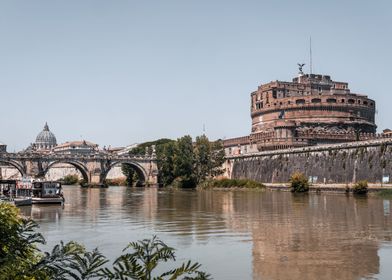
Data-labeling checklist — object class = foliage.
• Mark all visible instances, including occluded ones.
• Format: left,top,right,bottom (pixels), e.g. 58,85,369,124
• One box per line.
121,164,139,186
194,136,225,184
289,172,309,193
61,174,80,185
0,203,211,280
353,180,368,195
101,236,211,280
173,136,197,188
199,178,265,189
105,178,128,186
156,141,177,187
377,189,392,198
129,139,174,156
130,135,225,188
0,202,45,279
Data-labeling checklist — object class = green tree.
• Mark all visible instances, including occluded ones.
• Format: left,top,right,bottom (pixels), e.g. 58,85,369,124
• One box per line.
173,136,196,188
194,135,211,184
0,202,45,279
194,136,225,184
129,136,225,188
156,141,177,186
129,139,174,156
122,164,139,186
207,139,225,178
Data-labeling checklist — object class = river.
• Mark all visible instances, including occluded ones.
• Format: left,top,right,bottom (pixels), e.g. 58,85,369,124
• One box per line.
19,186,392,280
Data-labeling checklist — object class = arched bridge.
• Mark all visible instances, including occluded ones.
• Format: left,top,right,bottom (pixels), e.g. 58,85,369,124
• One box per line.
0,152,158,187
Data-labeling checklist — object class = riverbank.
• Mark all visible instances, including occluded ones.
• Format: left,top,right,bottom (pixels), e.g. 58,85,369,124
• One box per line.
198,178,265,189
264,183,392,193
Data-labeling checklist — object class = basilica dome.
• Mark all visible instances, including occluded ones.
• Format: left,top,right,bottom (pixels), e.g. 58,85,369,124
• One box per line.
34,123,57,150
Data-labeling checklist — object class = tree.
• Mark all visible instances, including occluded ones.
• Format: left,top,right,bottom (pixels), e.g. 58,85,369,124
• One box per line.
194,136,225,184
173,136,196,188
129,135,225,188
122,164,139,186
194,135,211,184
156,141,177,186
0,202,45,279
129,139,174,156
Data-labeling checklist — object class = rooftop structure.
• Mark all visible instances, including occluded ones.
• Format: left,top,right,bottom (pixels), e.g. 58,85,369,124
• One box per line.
52,140,99,155
224,70,377,153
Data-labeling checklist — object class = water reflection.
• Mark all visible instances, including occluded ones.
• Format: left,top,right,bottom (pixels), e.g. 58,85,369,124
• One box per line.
23,186,392,280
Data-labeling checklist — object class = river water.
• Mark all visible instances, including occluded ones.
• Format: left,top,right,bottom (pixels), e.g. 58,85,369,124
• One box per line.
20,186,392,280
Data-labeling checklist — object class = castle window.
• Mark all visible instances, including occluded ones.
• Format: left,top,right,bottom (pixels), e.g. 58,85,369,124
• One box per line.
348,99,355,104
296,99,305,105
357,100,361,104
318,87,322,92
370,102,374,106
327,98,337,103
363,101,368,105
311,98,321,103
341,99,345,103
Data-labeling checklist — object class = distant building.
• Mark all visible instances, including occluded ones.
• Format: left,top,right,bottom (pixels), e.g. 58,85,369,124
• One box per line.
224,71,377,153
53,140,99,155
24,123,57,153
383,129,392,136
0,142,6,153
113,144,139,155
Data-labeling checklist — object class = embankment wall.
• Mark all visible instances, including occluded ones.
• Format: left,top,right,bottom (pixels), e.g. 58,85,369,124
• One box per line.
226,139,392,184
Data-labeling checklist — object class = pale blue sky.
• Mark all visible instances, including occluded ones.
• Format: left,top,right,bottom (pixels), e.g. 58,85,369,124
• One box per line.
0,0,391,151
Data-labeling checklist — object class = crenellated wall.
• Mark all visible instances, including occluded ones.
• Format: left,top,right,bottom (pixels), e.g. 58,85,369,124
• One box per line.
225,139,392,184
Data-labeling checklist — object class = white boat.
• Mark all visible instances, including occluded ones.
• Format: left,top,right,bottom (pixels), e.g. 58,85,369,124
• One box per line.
32,181,64,204
0,179,33,206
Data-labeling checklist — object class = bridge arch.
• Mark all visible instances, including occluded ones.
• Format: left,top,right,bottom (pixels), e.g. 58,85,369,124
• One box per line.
0,159,26,178
44,160,90,183
102,160,148,186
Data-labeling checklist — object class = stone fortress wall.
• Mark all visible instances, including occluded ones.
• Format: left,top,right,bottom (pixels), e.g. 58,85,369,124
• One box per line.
225,139,392,184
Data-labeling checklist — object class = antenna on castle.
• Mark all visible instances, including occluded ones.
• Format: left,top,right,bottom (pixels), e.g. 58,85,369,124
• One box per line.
309,36,313,75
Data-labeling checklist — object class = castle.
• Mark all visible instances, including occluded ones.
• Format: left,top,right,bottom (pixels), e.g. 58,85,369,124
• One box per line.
224,69,382,154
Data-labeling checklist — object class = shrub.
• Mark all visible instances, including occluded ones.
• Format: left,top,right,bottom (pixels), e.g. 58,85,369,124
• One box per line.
60,174,80,185
353,180,368,195
377,189,392,198
199,178,265,189
290,172,309,193
105,178,128,186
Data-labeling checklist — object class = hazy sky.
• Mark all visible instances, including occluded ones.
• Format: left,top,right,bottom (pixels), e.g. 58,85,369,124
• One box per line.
1,0,391,151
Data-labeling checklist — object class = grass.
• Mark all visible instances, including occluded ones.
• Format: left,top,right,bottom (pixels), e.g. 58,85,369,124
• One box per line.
377,189,392,198
199,178,265,189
